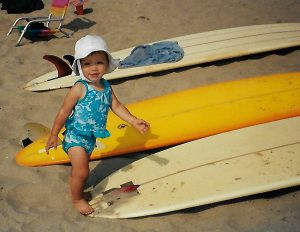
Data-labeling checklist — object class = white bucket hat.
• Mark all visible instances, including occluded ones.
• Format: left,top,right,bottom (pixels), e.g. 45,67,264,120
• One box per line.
72,35,119,80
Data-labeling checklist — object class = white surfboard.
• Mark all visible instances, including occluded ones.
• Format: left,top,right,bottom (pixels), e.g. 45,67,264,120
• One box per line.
88,116,300,218
24,23,300,91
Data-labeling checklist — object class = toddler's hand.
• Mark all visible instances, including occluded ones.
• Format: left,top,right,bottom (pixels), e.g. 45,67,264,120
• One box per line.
132,118,150,134
45,135,58,154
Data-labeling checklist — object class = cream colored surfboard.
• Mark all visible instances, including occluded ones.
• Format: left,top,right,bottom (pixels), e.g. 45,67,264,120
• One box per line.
88,116,300,218
22,123,50,140
16,72,300,166
24,23,300,91
20,123,50,147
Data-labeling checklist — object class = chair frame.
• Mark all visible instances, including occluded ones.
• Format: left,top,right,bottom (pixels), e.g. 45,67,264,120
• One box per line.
7,0,70,46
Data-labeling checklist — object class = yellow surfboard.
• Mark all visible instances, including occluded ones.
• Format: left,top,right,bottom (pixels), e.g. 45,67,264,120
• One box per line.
16,72,300,166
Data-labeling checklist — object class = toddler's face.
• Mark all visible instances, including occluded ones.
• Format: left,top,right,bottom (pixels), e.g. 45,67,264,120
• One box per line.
80,51,109,82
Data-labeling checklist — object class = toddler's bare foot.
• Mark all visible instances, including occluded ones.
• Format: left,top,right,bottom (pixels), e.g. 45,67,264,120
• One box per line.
73,199,94,216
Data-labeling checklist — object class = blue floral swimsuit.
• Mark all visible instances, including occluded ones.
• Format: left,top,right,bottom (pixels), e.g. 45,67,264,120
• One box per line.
62,79,112,154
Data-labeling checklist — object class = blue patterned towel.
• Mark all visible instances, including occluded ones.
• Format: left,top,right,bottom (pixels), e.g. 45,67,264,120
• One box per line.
119,41,184,68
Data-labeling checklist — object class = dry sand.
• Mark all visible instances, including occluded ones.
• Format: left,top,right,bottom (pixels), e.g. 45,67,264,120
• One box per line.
0,0,300,231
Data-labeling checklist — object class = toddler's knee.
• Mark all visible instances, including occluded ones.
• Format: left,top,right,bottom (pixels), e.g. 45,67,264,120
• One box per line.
71,167,89,180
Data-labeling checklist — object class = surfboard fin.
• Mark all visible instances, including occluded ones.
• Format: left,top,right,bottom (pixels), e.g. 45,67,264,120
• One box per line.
102,182,140,195
63,54,75,66
22,137,33,147
43,55,72,78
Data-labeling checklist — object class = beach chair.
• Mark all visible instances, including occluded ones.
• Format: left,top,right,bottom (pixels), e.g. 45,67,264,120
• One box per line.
7,0,70,46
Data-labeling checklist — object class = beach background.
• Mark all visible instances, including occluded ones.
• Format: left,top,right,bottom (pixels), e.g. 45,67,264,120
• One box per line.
1,0,300,231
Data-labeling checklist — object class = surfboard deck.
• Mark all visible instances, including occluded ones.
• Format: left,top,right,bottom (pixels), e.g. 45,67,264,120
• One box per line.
16,72,300,166
88,116,300,218
24,23,300,91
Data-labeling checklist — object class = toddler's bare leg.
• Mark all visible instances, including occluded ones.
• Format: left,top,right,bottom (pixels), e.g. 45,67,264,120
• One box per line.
68,146,94,215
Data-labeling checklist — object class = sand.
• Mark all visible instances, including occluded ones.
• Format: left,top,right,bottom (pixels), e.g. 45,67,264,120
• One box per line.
0,0,300,231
